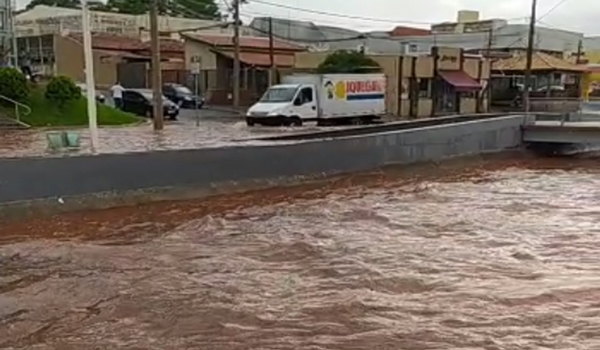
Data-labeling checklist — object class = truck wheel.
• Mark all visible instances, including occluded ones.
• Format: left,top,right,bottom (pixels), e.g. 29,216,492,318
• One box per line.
246,117,255,126
290,117,303,127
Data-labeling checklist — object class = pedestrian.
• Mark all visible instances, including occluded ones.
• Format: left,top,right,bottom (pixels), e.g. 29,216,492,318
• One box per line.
110,81,125,109
19,50,33,80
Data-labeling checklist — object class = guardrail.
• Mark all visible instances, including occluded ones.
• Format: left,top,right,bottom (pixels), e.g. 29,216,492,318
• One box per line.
249,113,549,142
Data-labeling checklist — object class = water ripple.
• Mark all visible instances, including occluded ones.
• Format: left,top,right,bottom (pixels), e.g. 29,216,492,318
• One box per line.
3,156,600,348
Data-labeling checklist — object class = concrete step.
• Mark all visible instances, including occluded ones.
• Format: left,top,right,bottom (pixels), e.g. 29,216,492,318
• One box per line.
0,116,29,130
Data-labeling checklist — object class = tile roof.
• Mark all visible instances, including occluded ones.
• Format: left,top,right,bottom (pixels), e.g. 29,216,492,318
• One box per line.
183,33,304,51
216,50,295,67
390,26,431,37
69,33,145,51
69,33,184,53
492,52,587,72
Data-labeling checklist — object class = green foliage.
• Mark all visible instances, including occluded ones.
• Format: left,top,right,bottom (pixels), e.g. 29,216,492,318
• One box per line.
0,67,29,102
45,76,81,107
13,87,140,127
25,0,220,18
26,0,106,10
104,0,221,18
316,50,381,74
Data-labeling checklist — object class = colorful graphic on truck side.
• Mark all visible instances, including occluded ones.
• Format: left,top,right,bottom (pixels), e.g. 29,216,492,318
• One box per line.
324,80,385,101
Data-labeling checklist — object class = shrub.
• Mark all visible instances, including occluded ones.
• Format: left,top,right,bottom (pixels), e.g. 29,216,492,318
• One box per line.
0,68,29,102
316,50,381,74
45,76,81,106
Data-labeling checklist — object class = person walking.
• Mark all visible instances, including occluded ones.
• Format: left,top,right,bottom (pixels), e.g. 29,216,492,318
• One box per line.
110,82,125,109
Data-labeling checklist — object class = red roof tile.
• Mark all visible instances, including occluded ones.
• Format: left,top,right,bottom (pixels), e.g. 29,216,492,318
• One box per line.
69,33,145,51
183,33,304,51
390,26,431,37
217,50,295,67
140,39,184,52
69,33,184,53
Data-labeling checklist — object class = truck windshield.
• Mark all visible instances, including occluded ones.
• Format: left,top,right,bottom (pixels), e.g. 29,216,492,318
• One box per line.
260,87,297,103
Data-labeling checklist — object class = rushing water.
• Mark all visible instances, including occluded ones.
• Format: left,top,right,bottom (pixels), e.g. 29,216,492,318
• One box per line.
3,154,600,349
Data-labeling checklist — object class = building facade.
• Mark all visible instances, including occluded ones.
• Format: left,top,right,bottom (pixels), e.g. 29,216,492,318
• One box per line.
183,33,305,105
0,0,16,65
15,5,255,40
295,47,491,119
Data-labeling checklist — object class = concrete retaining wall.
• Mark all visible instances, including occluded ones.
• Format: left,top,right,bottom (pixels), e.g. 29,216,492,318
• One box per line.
0,115,526,217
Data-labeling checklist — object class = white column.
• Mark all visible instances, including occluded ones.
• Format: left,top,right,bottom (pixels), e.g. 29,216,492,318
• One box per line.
81,0,99,153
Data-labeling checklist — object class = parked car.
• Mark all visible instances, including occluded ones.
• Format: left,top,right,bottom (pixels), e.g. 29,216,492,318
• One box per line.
76,83,106,104
162,83,205,109
121,89,179,120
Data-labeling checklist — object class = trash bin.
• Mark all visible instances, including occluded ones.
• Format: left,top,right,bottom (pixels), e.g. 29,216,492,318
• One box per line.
65,131,80,148
46,132,66,150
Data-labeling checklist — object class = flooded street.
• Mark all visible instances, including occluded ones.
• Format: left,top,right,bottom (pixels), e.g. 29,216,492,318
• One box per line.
0,112,341,158
3,155,600,349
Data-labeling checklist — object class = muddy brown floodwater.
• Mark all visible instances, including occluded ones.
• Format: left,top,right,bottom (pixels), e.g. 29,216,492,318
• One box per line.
3,154,600,349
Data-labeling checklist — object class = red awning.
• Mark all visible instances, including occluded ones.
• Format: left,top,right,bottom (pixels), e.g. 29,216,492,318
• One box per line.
438,70,481,91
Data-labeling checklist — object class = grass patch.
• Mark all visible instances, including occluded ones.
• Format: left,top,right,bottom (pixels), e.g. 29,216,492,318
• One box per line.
6,88,140,127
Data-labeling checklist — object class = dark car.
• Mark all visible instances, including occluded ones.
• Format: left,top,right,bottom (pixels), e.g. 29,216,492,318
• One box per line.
122,89,179,120
162,83,205,109
76,83,106,104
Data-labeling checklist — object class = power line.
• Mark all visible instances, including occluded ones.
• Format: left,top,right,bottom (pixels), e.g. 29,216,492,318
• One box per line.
249,0,528,26
537,0,570,22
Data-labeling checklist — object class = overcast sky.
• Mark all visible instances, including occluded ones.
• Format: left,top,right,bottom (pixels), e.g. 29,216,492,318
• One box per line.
16,0,600,35
239,0,600,35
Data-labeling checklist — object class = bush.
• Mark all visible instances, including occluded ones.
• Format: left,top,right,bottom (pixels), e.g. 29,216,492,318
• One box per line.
0,68,29,102
45,76,81,106
316,50,381,74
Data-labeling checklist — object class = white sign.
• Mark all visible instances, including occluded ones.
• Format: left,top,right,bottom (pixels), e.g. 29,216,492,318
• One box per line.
190,55,202,74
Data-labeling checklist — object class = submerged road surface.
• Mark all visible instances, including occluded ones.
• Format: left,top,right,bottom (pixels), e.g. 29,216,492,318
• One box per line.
2,155,600,349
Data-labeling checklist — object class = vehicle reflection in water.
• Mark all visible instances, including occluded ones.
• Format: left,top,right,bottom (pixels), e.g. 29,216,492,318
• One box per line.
2,154,600,349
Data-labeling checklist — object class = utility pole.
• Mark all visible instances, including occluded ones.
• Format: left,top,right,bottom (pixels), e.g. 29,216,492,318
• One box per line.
268,16,275,86
232,0,241,107
10,0,18,68
81,0,99,152
575,39,583,64
486,28,493,58
523,0,537,113
150,0,164,130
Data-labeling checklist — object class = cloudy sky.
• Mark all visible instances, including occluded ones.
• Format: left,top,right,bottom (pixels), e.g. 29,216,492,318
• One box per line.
16,0,599,35
240,0,600,35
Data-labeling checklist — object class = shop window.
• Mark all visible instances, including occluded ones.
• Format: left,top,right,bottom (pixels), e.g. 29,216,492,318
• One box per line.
418,78,431,98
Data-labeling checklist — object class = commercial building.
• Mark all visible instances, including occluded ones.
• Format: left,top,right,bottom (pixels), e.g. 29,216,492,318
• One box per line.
0,0,16,65
15,5,255,40
183,33,305,105
295,47,491,118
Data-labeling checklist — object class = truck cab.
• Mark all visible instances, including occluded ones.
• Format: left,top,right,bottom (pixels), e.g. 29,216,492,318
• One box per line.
246,84,318,126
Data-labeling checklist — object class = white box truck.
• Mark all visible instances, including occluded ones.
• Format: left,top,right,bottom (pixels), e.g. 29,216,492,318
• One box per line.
246,73,386,126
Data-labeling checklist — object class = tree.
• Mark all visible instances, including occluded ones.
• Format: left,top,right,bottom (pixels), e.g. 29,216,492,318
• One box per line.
26,0,116,10
316,50,381,74
103,0,221,19
26,0,80,10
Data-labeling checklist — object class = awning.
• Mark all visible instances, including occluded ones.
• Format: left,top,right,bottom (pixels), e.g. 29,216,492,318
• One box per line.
438,70,481,91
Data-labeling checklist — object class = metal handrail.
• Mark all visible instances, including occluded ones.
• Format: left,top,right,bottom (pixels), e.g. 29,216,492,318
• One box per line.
0,94,31,123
